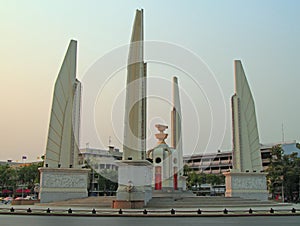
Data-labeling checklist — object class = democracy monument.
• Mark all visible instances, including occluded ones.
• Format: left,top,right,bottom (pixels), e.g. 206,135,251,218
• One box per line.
39,9,268,207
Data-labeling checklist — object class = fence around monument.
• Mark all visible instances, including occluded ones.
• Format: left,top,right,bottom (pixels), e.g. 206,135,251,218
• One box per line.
0,206,299,217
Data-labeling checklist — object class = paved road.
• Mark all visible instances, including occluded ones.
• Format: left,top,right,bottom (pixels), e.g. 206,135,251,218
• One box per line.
1,215,300,226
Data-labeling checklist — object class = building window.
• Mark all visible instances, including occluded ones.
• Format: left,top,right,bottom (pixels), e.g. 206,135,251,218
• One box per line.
155,157,162,164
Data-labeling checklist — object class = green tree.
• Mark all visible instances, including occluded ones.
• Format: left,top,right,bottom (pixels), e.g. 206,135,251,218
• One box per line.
98,169,118,194
0,164,17,191
84,161,118,196
17,162,43,189
206,174,225,185
183,164,191,176
185,165,225,190
186,171,200,189
267,145,300,202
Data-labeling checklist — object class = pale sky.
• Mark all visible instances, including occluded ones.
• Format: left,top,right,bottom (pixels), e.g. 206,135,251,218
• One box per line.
0,0,299,162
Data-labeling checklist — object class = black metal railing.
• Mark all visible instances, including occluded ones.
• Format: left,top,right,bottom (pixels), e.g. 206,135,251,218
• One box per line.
0,207,299,217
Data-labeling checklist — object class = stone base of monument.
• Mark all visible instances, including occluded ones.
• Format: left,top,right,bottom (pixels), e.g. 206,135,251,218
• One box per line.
112,200,145,209
112,160,152,209
223,171,268,201
39,167,90,203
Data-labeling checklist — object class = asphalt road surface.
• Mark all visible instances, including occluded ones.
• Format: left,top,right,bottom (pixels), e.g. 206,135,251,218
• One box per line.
1,215,300,226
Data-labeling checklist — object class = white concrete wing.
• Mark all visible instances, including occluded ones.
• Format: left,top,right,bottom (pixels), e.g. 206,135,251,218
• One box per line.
232,60,263,172
45,40,80,168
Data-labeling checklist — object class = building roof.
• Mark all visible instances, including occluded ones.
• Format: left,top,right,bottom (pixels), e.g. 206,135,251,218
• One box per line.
183,150,233,160
80,147,122,158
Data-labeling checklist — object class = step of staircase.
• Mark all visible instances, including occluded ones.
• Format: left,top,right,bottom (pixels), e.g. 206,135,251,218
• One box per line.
37,196,114,208
36,195,290,209
146,196,286,208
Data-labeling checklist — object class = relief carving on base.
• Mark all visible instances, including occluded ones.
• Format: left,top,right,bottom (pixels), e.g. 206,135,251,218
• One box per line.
231,175,266,190
43,173,86,188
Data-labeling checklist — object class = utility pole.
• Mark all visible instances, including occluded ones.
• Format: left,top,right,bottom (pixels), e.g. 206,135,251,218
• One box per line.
281,123,285,143
282,183,285,203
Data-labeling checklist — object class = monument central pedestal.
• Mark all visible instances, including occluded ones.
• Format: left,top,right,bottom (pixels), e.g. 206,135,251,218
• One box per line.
223,171,268,201
112,160,153,209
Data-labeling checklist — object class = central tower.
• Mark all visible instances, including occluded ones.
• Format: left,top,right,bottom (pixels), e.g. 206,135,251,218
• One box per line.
113,9,152,209
123,9,147,161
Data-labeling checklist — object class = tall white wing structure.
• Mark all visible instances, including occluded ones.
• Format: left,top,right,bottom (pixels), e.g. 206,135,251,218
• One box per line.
123,9,147,161
231,60,263,172
171,77,183,175
44,40,81,168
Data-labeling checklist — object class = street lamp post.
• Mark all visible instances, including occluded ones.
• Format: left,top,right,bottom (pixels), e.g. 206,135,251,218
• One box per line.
298,175,300,202
281,182,284,203
281,175,285,203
